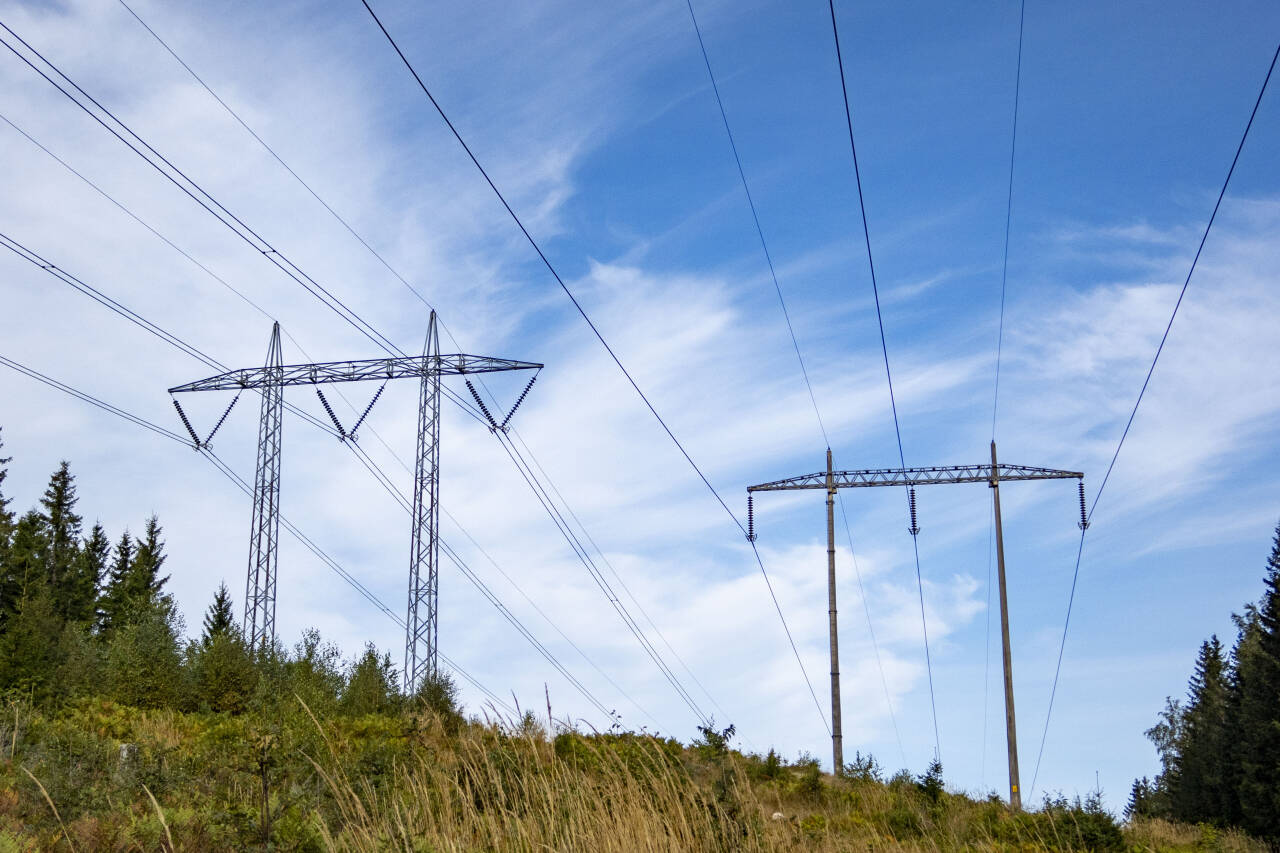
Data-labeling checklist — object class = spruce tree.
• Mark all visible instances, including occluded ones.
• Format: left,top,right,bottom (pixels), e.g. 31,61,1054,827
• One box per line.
1221,605,1260,827
96,531,134,636
201,581,237,646
0,427,14,550
1171,636,1229,823
37,461,82,593
0,512,48,637
130,515,169,597
61,522,108,624
1233,520,1280,838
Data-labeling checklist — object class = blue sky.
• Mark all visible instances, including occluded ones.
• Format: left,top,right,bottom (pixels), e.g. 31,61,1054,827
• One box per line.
1,0,1279,810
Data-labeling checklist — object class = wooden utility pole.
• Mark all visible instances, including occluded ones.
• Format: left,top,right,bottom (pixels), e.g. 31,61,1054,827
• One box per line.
747,450,1087,807
989,440,1021,810
825,449,843,775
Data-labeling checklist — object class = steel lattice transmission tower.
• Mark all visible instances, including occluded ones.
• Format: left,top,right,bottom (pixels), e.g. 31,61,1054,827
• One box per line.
748,443,1087,809
169,312,541,689
406,313,442,689
244,322,284,651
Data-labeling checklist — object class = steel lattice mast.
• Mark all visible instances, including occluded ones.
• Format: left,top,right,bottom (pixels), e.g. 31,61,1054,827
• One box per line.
244,322,284,652
747,442,1087,810
170,312,541,689
406,313,442,690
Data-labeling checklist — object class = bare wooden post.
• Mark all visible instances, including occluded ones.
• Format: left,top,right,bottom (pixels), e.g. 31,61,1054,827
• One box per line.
826,448,843,775
990,440,1022,810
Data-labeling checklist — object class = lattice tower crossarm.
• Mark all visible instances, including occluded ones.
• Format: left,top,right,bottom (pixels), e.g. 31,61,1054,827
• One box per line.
747,462,1083,492
244,322,284,652
167,353,542,393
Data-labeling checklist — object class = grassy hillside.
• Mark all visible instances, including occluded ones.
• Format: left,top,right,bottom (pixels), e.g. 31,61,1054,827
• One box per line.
0,698,1264,852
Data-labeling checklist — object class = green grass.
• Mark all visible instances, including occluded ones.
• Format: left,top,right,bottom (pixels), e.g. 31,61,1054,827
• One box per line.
0,697,1264,851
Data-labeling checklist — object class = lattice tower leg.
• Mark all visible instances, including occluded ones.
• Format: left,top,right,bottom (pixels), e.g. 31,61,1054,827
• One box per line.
245,322,284,653
405,313,441,693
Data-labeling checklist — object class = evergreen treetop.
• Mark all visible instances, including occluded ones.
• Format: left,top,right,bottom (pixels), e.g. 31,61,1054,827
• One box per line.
201,581,237,646
0,427,14,548
38,460,82,588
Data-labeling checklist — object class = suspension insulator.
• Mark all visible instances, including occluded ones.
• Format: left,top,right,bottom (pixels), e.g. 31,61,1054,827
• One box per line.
349,381,387,440
500,372,539,431
908,486,920,536
1077,480,1090,530
316,388,347,440
172,397,202,449
202,391,240,448
747,493,756,542
466,379,501,432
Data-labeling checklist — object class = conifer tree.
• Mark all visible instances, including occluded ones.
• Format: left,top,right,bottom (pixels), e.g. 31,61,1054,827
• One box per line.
1170,636,1229,823
96,531,134,635
1220,604,1260,827
201,581,237,646
61,522,108,623
1232,520,1280,838
130,515,169,597
0,428,14,550
37,461,82,592
0,512,48,637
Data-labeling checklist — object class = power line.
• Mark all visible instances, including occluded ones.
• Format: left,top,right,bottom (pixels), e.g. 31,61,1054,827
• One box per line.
0,351,517,716
1029,35,1280,798
111,0,441,322
984,0,1026,791
115,0,708,725
1,230,638,728
826,0,940,758
358,0,742,536
0,23,714,725
0,19,403,359
358,0,821,731
682,0,828,445
991,0,1026,441
684,0,902,757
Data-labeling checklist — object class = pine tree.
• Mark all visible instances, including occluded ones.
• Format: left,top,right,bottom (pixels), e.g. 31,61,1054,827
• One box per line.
1170,636,1230,823
201,581,237,646
96,531,134,636
1232,520,1280,838
37,461,82,593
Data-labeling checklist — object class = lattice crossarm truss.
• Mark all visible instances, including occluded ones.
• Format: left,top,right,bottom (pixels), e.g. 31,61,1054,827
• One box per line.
748,463,1084,492
169,354,543,393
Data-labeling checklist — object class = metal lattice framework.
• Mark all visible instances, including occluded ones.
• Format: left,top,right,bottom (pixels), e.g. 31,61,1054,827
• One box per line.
170,312,541,689
406,315,442,690
243,323,283,652
747,462,1083,492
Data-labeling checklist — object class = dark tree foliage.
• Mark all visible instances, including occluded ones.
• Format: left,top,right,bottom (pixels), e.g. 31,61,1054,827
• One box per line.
0,433,431,722
1232,523,1280,837
202,581,237,646
1135,519,1280,839
0,427,14,549
38,461,82,591
131,514,170,596
1172,636,1229,823
96,531,135,636
0,511,48,636
342,644,400,716
61,521,108,623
